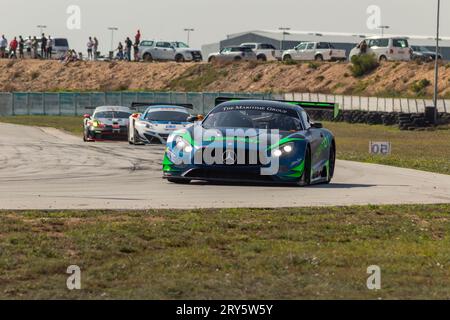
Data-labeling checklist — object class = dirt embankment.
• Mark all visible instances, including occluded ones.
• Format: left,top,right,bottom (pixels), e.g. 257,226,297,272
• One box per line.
0,59,449,98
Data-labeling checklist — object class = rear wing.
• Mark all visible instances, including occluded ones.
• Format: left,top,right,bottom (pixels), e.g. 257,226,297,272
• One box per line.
215,97,340,118
131,102,194,110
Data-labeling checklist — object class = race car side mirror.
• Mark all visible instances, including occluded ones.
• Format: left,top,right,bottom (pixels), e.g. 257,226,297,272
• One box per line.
187,115,204,122
311,122,323,129
83,114,91,119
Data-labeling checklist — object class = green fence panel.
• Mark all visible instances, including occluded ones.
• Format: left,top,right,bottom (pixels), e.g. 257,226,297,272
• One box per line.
0,93,13,116
91,93,106,107
170,92,189,105
121,92,138,107
60,93,77,115
187,93,204,114
76,93,93,115
105,92,122,106
12,93,29,115
28,93,44,115
154,92,172,104
43,93,60,115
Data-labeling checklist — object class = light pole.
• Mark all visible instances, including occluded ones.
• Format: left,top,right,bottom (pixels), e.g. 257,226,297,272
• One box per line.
432,0,441,124
278,27,290,50
377,25,390,37
108,27,118,53
184,28,194,46
37,25,47,35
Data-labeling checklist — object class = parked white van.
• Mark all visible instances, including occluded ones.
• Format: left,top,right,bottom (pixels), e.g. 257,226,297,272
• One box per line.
349,37,412,62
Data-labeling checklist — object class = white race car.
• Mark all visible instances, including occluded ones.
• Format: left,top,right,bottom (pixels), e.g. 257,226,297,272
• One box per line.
128,103,195,144
83,106,132,142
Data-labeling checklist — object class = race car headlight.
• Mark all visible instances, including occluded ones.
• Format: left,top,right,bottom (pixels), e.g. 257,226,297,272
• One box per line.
272,143,294,157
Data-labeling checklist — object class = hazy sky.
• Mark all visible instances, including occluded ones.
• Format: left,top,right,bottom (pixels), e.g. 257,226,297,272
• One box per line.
1,0,448,53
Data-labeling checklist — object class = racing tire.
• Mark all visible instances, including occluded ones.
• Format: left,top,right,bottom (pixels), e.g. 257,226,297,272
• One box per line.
325,143,336,184
143,53,153,62
315,54,324,61
298,147,312,186
175,54,185,63
283,55,292,62
168,178,191,184
257,55,267,62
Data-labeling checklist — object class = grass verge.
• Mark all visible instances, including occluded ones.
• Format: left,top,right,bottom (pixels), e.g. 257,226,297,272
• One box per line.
324,121,450,175
0,205,449,299
0,115,82,136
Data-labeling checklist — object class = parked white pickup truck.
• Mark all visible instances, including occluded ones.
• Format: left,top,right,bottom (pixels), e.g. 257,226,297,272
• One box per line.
282,42,346,62
240,43,283,61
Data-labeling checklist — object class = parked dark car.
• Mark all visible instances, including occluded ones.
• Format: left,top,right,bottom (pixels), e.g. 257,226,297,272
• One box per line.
411,46,442,62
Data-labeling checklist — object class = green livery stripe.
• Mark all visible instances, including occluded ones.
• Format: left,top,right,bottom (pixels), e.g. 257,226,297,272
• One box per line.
286,160,305,178
163,154,173,172
268,137,304,151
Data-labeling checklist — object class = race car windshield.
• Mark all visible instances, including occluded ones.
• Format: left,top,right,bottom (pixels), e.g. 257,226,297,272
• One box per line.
203,108,302,131
145,111,189,122
94,111,131,119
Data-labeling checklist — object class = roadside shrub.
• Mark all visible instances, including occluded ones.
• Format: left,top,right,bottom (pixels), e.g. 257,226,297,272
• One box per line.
315,75,325,82
410,79,431,96
350,54,379,77
282,59,298,66
30,71,40,80
308,62,319,70
252,73,263,82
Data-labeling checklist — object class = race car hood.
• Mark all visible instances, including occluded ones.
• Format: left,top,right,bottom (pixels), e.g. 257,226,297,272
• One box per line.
172,126,306,149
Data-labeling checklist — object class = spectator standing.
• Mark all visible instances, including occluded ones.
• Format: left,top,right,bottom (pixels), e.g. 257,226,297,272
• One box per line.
9,37,18,59
135,30,141,45
40,33,47,58
125,37,132,61
116,42,124,60
18,36,24,59
93,37,99,60
32,36,38,59
0,35,8,58
87,37,94,60
26,36,32,58
46,36,53,59
133,41,139,61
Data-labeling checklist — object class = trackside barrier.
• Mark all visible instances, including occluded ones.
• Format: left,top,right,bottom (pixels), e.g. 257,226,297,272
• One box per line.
0,92,448,116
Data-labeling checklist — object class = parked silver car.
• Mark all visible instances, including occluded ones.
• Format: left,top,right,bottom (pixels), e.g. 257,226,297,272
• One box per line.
208,46,257,62
138,40,202,62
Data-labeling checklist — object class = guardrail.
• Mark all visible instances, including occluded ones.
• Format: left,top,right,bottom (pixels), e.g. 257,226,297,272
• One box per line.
0,92,448,116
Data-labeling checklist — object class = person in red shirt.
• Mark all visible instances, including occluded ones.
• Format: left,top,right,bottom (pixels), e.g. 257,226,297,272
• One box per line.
9,37,18,59
135,30,141,45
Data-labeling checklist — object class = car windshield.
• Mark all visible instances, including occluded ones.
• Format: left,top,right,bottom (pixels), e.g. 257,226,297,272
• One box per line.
145,111,189,122
94,111,131,119
203,105,302,131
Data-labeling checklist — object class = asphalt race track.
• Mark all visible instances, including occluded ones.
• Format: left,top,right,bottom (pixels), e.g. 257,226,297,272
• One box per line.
1,123,450,210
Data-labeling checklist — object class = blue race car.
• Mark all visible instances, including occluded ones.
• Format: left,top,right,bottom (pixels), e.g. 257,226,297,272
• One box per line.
163,98,338,186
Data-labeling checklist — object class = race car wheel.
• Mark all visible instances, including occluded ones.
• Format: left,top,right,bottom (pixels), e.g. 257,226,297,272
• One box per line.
298,147,312,186
130,129,140,145
326,143,336,184
315,54,324,61
168,178,191,184
143,53,153,62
